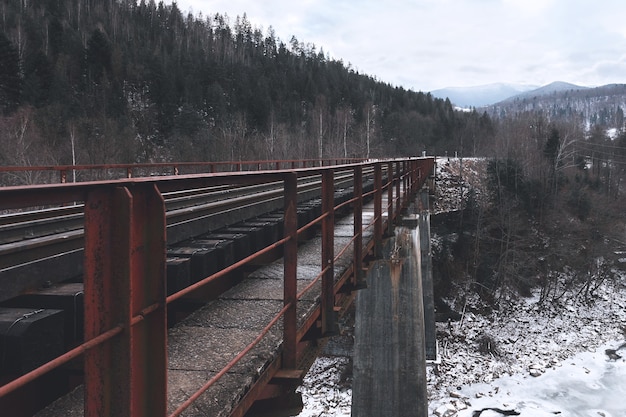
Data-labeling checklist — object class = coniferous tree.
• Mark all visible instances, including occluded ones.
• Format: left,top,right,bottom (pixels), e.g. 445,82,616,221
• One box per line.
0,32,21,113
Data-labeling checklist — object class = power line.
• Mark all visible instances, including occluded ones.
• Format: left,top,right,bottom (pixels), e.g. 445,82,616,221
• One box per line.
576,140,626,151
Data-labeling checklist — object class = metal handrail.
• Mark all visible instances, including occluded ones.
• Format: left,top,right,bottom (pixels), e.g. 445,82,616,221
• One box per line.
0,158,368,186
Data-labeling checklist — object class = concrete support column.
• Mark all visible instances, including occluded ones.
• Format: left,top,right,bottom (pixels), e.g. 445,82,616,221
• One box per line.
351,226,427,417
419,190,437,361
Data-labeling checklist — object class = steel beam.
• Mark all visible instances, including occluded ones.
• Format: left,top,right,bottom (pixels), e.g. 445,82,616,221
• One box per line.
321,169,337,335
83,184,167,417
387,162,394,235
282,173,298,370
395,161,402,217
353,165,364,288
374,164,383,258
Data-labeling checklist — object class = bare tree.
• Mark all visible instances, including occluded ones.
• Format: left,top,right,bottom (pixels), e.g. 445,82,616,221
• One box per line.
313,95,328,163
0,107,54,184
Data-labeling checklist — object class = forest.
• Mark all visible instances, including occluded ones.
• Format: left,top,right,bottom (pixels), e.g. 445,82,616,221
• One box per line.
0,0,495,172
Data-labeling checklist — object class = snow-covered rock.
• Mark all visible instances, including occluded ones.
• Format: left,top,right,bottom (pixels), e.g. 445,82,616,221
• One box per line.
434,403,457,417
528,363,544,377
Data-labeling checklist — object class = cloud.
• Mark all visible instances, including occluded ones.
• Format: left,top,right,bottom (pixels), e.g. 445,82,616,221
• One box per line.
174,0,626,91
502,0,556,16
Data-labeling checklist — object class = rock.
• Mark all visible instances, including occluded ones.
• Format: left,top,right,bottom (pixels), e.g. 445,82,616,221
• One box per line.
449,390,464,399
529,363,544,377
434,403,457,417
452,399,468,411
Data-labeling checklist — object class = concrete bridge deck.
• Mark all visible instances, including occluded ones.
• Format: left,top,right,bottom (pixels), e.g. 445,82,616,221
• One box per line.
36,200,380,417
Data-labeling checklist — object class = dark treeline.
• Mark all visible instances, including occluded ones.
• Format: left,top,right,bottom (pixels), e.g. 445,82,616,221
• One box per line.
434,111,626,304
0,0,494,171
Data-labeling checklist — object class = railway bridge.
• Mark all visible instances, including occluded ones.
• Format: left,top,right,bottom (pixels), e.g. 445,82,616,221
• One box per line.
0,157,435,417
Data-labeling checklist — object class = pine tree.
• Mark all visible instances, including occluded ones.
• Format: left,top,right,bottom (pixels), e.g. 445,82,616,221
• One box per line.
0,32,21,113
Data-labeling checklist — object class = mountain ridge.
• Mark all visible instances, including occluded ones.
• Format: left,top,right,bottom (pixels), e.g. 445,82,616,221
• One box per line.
498,81,589,103
488,82,626,129
430,82,538,108
430,81,617,108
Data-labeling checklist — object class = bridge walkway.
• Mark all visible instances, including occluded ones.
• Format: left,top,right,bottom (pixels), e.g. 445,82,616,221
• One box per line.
36,190,381,417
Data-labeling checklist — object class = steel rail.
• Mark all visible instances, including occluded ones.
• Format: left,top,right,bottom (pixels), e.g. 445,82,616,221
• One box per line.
0,167,378,302
0,168,367,246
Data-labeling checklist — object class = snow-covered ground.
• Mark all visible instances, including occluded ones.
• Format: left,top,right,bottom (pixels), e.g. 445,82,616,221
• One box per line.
296,158,626,416
428,282,626,416
297,356,352,416
446,340,626,417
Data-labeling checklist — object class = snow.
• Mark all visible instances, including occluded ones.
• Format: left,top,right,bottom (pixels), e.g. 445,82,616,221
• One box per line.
427,157,626,416
441,341,626,417
606,127,618,140
297,357,352,416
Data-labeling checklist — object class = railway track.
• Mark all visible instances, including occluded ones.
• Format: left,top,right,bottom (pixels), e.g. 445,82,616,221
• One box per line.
0,168,378,301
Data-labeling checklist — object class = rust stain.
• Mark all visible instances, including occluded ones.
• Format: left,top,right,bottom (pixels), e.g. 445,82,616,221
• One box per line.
387,227,414,323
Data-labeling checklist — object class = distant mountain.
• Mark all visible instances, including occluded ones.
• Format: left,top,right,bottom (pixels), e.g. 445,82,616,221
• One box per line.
434,79,626,130
488,83,626,129
499,81,589,103
430,83,538,108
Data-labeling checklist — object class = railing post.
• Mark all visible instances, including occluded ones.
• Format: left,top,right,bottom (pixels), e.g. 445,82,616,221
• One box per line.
282,173,298,369
353,165,365,288
387,161,393,235
403,161,410,207
395,161,402,216
410,161,420,193
404,161,410,197
83,184,167,417
374,163,383,258
321,169,337,335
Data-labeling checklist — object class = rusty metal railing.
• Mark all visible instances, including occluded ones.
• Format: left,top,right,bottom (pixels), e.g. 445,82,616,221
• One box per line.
0,157,435,417
0,158,367,186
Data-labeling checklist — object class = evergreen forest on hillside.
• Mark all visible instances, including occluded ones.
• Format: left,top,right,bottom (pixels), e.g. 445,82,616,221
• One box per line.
0,0,495,171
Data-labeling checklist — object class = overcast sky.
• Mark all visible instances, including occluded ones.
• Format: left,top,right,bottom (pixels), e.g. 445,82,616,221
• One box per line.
171,0,626,92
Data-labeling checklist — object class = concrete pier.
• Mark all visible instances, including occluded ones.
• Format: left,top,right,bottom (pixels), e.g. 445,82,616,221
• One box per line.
351,225,428,417
419,190,437,361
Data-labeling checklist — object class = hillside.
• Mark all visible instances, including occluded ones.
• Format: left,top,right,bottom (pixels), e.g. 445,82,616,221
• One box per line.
428,157,626,416
0,0,495,174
